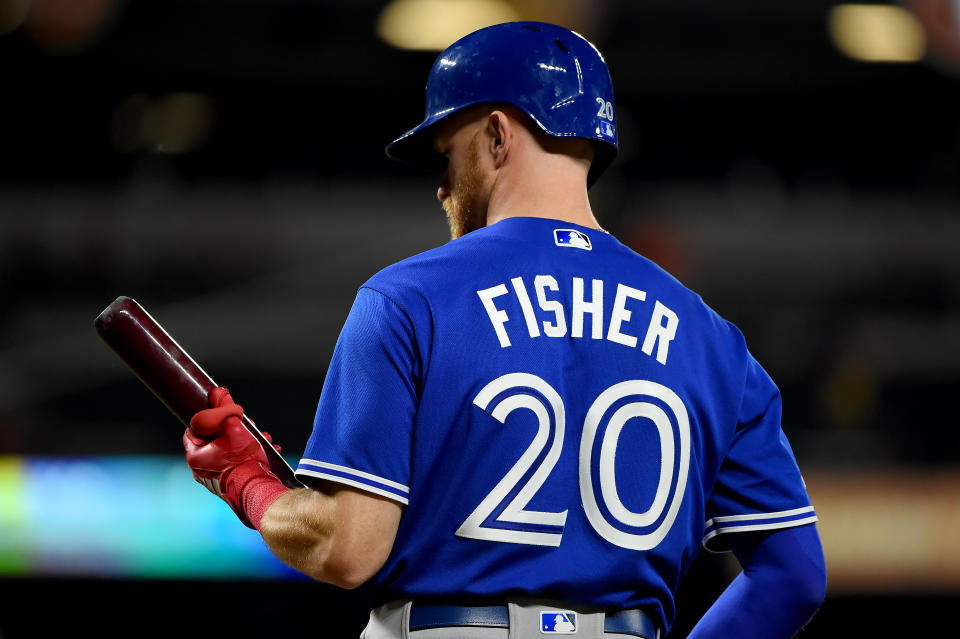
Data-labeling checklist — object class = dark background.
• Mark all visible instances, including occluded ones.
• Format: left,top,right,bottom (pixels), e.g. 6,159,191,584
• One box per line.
1,0,958,635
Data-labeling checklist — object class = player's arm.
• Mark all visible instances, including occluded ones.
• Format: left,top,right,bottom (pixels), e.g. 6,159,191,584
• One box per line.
258,484,402,589
183,387,402,589
687,523,826,639
195,287,414,587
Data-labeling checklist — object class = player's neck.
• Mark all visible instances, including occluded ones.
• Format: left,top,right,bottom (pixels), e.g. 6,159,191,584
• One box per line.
484,158,599,230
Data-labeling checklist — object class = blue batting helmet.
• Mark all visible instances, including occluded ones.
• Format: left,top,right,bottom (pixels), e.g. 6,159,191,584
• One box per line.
385,21,618,187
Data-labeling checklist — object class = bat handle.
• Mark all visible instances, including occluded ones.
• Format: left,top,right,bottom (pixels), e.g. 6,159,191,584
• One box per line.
95,296,303,489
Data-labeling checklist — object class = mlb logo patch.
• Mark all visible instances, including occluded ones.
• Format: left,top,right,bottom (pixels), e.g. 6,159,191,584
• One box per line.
540,611,577,634
554,229,592,251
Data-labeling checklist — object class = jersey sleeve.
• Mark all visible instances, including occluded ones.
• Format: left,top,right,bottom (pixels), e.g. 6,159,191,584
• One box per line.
703,353,817,551
295,286,420,505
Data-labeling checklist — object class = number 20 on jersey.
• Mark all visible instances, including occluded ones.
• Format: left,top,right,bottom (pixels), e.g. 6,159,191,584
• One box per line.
456,373,691,551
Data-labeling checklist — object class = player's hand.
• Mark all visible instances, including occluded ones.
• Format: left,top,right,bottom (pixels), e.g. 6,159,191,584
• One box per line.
183,387,282,528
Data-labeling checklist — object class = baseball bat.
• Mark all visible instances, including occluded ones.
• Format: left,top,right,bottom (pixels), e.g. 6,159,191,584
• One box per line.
94,295,303,489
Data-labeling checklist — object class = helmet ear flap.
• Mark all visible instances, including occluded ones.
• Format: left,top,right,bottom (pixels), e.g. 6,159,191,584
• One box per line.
385,21,618,187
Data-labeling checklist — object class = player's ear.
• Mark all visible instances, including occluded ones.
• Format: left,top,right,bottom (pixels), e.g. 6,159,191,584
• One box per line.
486,110,511,168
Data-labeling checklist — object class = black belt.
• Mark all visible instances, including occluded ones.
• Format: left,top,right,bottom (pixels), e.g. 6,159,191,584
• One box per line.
409,604,657,638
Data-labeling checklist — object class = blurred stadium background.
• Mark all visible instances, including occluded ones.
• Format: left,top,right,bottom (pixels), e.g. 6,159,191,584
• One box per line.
1,0,958,636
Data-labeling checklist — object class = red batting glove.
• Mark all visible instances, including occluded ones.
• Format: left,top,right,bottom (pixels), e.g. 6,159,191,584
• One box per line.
183,387,289,529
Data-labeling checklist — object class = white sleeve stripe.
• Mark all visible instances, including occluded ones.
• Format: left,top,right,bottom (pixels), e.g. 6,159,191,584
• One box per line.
702,515,819,545
294,469,410,505
294,463,408,498
298,459,409,493
703,506,815,529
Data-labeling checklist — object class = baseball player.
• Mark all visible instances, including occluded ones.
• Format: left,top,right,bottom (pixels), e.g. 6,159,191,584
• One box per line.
183,22,826,638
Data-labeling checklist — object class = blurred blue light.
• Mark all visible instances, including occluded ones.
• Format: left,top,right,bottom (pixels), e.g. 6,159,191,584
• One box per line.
0,455,305,580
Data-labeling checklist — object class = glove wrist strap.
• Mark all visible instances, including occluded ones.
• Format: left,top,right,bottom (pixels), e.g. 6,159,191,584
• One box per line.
227,462,290,529
244,475,289,530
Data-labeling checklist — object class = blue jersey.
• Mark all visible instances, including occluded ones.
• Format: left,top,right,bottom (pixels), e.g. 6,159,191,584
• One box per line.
296,217,816,633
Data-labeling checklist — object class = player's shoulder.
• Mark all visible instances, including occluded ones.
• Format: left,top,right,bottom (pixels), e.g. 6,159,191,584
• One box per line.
608,235,752,359
361,237,460,293
353,237,461,319
603,233,736,328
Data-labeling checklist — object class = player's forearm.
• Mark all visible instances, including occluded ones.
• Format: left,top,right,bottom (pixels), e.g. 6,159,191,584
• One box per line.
688,525,826,639
688,571,818,639
257,487,345,585
259,482,403,589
